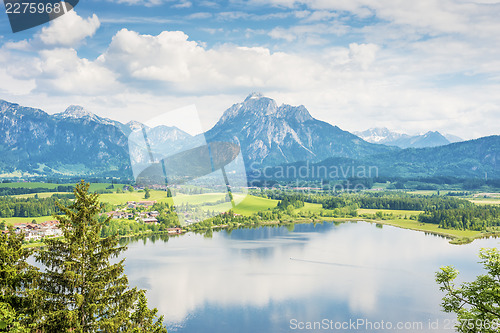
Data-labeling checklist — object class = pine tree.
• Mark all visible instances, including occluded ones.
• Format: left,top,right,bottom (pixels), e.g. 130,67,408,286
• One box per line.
36,180,167,332
0,229,38,332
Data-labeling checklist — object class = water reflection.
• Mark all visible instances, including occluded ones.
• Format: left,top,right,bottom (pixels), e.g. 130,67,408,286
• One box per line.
122,222,500,332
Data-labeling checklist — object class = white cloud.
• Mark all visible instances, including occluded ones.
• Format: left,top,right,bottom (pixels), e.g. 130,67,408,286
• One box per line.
36,11,100,47
0,68,36,95
216,11,292,21
302,10,338,22
268,23,349,43
349,43,379,70
172,1,192,8
107,0,162,5
105,0,190,6
2,40,31,51
246,0,500,39
96,29,325,93
188,12,213,19
35,48,119,95
1,0,500,140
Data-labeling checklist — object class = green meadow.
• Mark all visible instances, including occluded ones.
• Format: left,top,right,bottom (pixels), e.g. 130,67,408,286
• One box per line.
231,195,278,215
100,191,279,215
358,208,423,216
99,191,174,205
468,198,500,205
2,215,55,226
0,182,123,192
12,192,68,199
369,218,483,241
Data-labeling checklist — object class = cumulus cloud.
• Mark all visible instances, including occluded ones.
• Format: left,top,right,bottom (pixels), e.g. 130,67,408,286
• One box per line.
349,43,379,70
1,0,500,139
35,48,119,95
96,29,325,93
36,11,100,47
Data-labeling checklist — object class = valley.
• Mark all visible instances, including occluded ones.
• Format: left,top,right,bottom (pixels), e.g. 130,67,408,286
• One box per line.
3,182,499,246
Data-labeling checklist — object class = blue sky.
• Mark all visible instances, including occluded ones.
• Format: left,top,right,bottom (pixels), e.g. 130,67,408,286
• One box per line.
1,0,500,138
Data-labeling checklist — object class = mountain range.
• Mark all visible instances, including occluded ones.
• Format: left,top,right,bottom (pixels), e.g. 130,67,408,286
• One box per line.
0,94,498,180
0,100,131,178
354,127,462,149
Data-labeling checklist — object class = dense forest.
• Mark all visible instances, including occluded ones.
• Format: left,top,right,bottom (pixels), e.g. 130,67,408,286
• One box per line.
260,190,499,232
0,185,74,196
419,206,500,230
0,196,71,218
321,193,473,211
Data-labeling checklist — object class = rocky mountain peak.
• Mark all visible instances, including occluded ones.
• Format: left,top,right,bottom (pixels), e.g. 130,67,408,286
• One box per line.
276,104,313,123
55,105,120,128
126,120,146,131
0,99,14,113
217,93,317,127
245,92,264,100
217,93,277,125
60,105,94,118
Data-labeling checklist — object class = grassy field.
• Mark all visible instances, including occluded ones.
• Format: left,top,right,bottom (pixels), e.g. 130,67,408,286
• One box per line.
0,182,62,189
98,191,279,216
99,190,173,205
368,218,483,240
295,202,323,214
2,215,56,226
232,195,278,215
0,182,124,192
371,182,390,190
173,193,227,205
469,198,500,205
11,192,69,199
358,208,423,216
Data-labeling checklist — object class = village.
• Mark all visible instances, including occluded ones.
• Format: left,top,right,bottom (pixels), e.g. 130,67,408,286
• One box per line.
104,200,184,235
9,200,184,242
11,220,63,242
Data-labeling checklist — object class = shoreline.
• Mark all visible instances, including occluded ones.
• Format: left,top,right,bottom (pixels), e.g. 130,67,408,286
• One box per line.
203,217,500,245
22,216,500,248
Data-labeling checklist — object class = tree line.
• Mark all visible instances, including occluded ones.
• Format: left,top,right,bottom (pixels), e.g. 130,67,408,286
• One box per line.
0,185,74,196
0,196,72,218
321,193,473,211
418,205,500,230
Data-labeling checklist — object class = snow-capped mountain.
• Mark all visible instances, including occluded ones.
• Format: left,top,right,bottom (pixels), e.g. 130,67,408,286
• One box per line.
355,127,462,148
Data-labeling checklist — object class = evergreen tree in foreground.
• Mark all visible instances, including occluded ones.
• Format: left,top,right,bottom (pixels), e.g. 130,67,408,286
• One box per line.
36,180,167,332
0,229,37,332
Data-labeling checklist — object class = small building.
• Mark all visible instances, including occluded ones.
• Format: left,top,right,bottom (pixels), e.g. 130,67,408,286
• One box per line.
138,201,157,207
148,211,159,217
167,228,183,234
142,218,158,224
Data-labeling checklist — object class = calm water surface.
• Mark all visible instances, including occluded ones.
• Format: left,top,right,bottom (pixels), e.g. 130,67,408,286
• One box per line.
122,222,500,332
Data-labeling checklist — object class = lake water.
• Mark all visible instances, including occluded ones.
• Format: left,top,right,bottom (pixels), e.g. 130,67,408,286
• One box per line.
122,222,500,332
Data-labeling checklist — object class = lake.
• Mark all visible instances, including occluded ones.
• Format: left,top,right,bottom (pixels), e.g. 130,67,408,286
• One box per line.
122,222,499,332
